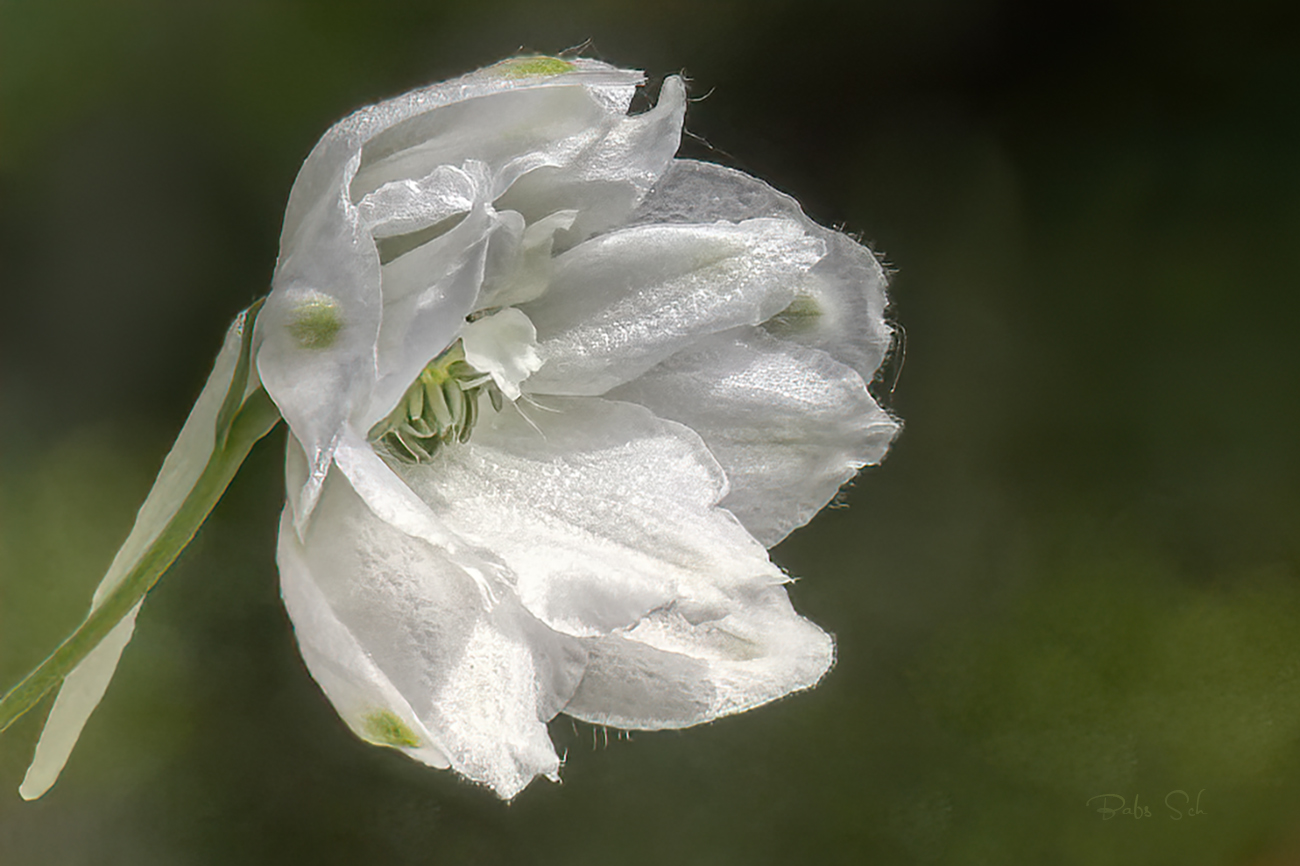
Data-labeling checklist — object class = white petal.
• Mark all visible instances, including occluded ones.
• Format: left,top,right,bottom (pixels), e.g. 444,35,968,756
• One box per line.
332,427,509,606
263,60,645,518
278,508,449,769
565,584,834,730
281,58,642,254
365,195,497,430
476,209,578,310
608,327,900,546
258,149,380,523
20,607,139,800
494,76,687,246
331,428,460,553
23,310,257,798
522,218,825,396
460,308,543,401
357,163,477,239
103,312,259,605
389,397,788,640
292,460,585,799
348,67,642,204
630,159,894,382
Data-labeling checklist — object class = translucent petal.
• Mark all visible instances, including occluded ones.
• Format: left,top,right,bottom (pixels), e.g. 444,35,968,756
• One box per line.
522,218,824,396
609,327,900,546
23,310,257,798
258,149,380,523
494,76,687,246
460,308,542,401
564,583,834,730
263,60,645,521
20,607,139,800
332,427,509,605
331,428,461,553
349,72,641,204
364,196,497,430
278,508,449,769
357,163,477,239
389,397,788,640
291,460,586,799
630,159,894,383
280,59,642,254
476,209,577,310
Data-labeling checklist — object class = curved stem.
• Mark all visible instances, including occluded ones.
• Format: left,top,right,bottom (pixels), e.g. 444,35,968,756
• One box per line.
0,298,282,735
0,390,280,733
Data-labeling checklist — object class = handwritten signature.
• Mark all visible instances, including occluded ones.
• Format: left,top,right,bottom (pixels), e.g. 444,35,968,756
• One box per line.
1086,790,1207,821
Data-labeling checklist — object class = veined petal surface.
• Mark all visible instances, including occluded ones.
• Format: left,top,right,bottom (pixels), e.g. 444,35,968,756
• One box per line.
565,585,834,730
629,159,894,383
523,218,824,395
286,460,586,800
609,327,900,547
390,397,787,639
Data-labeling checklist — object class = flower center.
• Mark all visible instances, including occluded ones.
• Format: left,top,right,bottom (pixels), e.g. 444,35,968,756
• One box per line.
368,341,503,463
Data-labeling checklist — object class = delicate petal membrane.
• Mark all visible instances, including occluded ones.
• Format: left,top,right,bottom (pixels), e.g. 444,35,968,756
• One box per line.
278,509,449,768
390,397,787,639
523,218,825,395
629,159,894,382
495,76,688,245
565,586,834,729
460,308,543,400
609,327,900,546
366,186,497,429
349,73,639,203
293,465,586,799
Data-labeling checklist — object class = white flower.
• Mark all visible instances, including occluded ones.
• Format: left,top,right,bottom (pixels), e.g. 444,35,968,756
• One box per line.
255,55,900,799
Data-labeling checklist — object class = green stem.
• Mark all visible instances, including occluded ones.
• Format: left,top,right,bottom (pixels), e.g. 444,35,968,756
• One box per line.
0,377,281,735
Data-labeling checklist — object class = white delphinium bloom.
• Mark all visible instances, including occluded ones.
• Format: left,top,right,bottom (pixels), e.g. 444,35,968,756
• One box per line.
255,55,899,799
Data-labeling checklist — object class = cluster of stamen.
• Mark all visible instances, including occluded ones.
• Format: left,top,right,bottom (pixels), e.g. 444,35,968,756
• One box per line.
369,341,502,463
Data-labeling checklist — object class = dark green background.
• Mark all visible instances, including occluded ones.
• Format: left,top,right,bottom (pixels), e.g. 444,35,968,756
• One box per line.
3,1,1299,863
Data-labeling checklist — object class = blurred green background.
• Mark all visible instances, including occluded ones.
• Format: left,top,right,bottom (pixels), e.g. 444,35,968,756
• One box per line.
3,0,1299,863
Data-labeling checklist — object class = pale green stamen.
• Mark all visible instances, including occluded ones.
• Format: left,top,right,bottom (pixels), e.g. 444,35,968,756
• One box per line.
362,710,422,749
369,341,502,462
